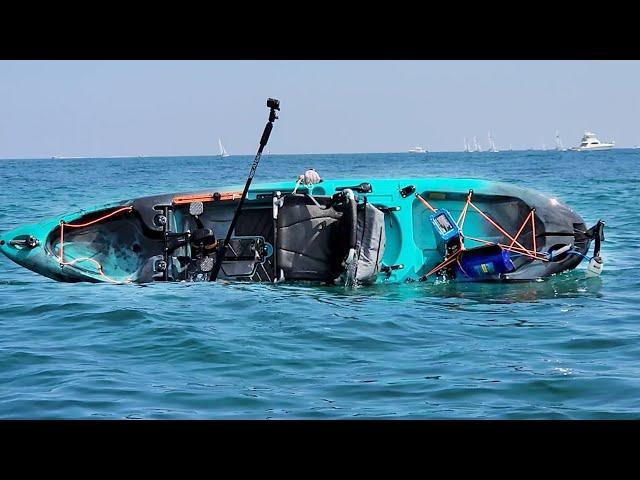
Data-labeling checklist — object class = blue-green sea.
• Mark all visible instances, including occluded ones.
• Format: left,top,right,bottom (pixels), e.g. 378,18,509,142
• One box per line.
0,150,638,419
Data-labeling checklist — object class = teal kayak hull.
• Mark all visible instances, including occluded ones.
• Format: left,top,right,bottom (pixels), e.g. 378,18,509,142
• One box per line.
0,177,594,284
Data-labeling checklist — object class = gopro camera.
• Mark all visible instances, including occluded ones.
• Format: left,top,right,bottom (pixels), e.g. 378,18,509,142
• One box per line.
267,98,280,110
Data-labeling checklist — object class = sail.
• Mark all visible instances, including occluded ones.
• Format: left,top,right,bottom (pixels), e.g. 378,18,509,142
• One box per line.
555,130,564,150
219,138,229,157
473,136,482,152
488,132,498,152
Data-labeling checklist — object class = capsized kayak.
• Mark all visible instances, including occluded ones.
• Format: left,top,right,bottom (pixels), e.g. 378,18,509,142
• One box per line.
0,177,604,284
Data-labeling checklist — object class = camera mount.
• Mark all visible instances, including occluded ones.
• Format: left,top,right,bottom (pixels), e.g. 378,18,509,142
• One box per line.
210,98,281,281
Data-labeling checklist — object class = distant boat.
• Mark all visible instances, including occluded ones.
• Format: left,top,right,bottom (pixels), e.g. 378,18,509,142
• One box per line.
473,136,482,152
569,131,615,151
488,132,499,152
408,146,427,153
463,137,471,153
218,138,230,157
555,130,567,151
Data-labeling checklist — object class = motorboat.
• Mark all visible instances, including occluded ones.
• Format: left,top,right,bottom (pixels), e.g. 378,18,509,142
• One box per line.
408,146,427,153
570,131,615,151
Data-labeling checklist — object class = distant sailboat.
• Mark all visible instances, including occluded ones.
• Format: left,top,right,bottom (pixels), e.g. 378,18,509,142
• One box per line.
464,137,471,153
218,138,230,157
488,132,499,152
473,136,482,152
555,130,566,151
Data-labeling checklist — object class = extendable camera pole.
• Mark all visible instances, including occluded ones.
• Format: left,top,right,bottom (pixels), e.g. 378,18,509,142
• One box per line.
209,98,280,281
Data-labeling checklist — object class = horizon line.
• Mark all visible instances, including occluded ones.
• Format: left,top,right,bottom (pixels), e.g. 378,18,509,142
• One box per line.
1,146,638,160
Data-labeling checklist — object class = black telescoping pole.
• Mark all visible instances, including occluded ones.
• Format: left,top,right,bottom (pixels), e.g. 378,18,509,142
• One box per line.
209,98,280,281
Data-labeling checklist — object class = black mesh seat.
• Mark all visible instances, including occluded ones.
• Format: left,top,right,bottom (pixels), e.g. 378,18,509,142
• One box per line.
276,194,357,282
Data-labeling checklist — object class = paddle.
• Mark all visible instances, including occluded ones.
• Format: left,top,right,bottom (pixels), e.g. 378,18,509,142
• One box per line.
209,98,280,281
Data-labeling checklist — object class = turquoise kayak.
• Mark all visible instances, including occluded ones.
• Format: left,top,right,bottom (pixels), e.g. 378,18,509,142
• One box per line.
0,177,604,284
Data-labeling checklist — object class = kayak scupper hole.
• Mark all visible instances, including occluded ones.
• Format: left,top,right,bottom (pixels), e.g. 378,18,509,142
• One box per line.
0,240,4,245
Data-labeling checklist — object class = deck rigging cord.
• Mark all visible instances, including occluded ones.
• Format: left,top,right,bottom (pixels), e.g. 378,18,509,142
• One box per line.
416,190,549,280
57,206,134,284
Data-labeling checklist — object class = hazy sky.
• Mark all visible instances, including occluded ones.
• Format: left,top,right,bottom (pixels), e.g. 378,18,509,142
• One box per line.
1,60,638,158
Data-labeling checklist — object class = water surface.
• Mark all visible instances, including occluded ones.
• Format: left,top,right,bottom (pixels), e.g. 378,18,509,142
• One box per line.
0,150,638,418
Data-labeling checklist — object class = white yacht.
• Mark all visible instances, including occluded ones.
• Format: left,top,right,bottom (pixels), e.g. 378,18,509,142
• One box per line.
463,138,471,153
218,138,230,157
408,146,427,153
570,131,615,151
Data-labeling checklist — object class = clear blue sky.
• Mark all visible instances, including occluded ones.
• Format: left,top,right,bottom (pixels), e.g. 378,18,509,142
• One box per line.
1,60,638,158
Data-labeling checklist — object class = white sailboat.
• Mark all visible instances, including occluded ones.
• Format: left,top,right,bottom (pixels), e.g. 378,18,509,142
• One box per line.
555,130,566,151
464,137,471,153
218,138,230,157
473,136,482,152
488,132,499,152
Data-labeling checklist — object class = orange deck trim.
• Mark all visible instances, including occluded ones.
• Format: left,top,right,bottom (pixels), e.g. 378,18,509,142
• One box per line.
172,192,242,205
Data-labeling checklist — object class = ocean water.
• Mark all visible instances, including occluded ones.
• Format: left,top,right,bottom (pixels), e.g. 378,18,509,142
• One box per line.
0,150,638,419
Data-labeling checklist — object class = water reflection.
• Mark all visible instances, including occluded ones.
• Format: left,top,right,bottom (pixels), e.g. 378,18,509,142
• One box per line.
265,270,604,306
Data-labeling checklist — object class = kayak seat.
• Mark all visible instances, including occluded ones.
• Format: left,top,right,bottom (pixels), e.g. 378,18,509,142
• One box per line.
343,199,387,286
276,194,357,282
